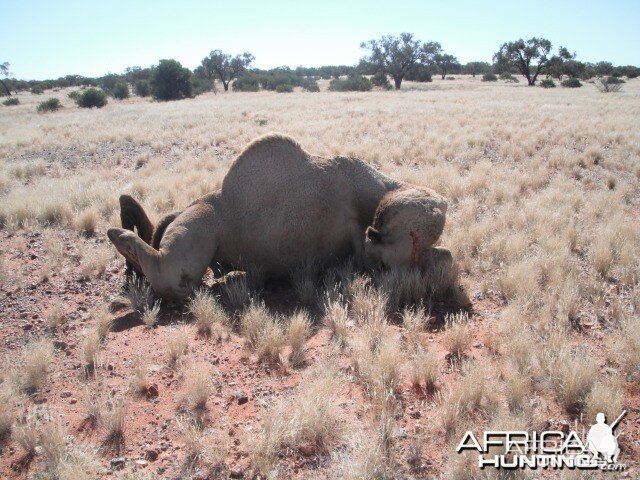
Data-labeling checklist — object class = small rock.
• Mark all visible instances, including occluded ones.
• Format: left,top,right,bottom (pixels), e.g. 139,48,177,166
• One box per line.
230,468,244,479
110,457,125,470
134,459,148,467
145,448,159,461
234,391,249,405
53,340,69,351
60,391,72,398
23,323,33,331
392,427,408,439
69,398,77,404
146,384,159,398
409,411,421,419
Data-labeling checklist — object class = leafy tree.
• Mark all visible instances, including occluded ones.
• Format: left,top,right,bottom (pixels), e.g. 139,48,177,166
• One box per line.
359,33,441,90
463,61,491,77
112,82,129,99
1,62,12,96
199,50,254,91
493,38,573,86
232,73,260,92
434,53,460,79
134,80,150,97
150,59,192,101
595,61,614,76
546,47,577,80
76,88,108,108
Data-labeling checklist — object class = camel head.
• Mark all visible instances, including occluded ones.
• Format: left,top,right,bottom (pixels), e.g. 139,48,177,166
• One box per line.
365,188,447,269
107,227,145,273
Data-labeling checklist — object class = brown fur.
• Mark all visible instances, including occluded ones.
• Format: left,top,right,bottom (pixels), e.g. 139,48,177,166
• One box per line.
108,134,457,301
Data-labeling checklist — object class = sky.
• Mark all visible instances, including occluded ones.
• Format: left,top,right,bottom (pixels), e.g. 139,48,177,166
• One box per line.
2,0,639,80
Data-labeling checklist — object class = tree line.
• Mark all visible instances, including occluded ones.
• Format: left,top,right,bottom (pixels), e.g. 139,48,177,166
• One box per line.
2,34,638,100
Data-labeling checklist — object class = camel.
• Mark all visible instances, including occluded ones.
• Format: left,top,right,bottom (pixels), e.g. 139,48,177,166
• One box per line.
108,134,460,301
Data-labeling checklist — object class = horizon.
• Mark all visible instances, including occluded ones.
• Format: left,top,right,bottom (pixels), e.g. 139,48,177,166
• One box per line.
2,0,640,81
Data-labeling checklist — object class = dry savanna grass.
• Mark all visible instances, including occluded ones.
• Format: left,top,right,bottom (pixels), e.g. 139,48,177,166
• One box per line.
189,288,229,337
1,78,639,477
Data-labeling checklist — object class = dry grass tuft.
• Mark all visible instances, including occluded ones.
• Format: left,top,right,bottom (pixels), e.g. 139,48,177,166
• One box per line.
585,381,624,426
240,301,285,364
141,300,161,328
549,346,597,415
608,315,640,378
189,289,229,338
442,312,473,360
99,395,126,446
19,338,55,393
402,306,430,348
407,345,439,393
352,333,403,402
286,310,312,368
253,369,344,474
46,304,67,330
123,274,155,312
322,291,350,347
166,327,190,366
75,207,99,236
221,273,252,312
180,362,212,411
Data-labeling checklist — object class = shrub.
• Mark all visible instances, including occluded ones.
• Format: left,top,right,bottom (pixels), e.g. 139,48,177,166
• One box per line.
134,79,150,97
37,98,62,113
329,74,372,92
300,77,320,92
67,90,80,100
3,97,19,106
233,74,260,92
595,77,623,93
31,85,44,94
371,72,392,90
76,88,107,108
481,73,498,82
150,59,193,101
111,82,129,99
500,72,519,83
405,65,432,82
561,77,582,88
540,79,556,88
275,83,294,93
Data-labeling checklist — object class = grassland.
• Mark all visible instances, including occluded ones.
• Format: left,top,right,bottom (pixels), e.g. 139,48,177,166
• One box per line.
0,76,638,478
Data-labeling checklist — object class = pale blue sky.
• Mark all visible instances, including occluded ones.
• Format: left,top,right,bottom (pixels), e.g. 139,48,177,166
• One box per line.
2,0,639,80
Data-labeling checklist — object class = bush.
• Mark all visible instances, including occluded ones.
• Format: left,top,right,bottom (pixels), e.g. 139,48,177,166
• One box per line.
76,88,108,108
371,72,392,90
3,97,19,106
233,74,260,92
275,83,294,93
328,74,372,92
482,73,498,82
190,76,213,96
594,77,623,93
540,79,556,88
151,59,193,101
405,65,432,82
561,77,582,88
67,90,81,100
500,72,519,83
300,78,320,92
37,98,61,113
134,80,150,97
606,76,625,85
112,82,129,99
31,85,44,94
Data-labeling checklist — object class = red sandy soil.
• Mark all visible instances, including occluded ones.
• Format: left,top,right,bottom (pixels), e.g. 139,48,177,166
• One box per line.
0,227,638,479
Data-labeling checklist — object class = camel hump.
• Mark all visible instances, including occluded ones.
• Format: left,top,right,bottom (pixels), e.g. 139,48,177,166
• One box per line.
230,133,309,171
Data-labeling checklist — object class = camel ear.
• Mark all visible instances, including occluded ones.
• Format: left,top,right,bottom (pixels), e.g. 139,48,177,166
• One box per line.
366,226,382,243
119,194,153,245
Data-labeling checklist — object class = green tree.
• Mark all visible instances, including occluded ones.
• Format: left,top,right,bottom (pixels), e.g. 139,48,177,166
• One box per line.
434,53,461,79
150,59,192,101
463,61,491,77
493,38,572,86
199,50,254,91
360,33,441,90
1,62,12,96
